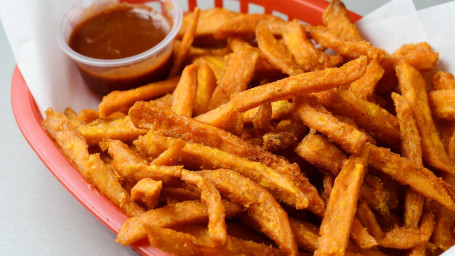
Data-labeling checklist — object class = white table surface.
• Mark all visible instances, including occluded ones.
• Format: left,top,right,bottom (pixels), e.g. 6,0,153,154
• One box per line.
0,0,451,255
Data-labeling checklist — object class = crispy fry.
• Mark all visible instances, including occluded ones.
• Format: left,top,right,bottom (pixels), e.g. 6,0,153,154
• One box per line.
130,101,325,215
146,224,282,256
42,109,144,217
151,139,185,166
396,60,455,174
315,148,369,256
171,64,199,117
256,20,303,76
392,93,423,166
193,62,216,115
200,169,298,256
356,200,384,241
117,200,242,246
243,100,293,123
159,186,200,203
295,131,347,175
77,108,100,124
323,0,363,41
193,55,227,81
433,71,455,90
134,131,309,210
178,8,239,38
214,13,285,39
101,139,182,183
180,170,227,247
360,175,392,218
131,178,162,209
262,131,299,152
349,60,384,99
208,43,259,109
252,102,274,135
306,25,385,60
350,217,379,249
288,218,319,252
392,42,439,71
169,8,200,77
429,89,455,120
323,89,400,148
196,56,367,127
78,115,146,145
282,20,343,72
98,76,179,118
379,212,434,250
296,98,369,154
392,92,425,232
367,144,455,212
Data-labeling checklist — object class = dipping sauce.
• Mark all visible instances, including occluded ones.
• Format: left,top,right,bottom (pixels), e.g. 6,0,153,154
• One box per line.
68,4,173,94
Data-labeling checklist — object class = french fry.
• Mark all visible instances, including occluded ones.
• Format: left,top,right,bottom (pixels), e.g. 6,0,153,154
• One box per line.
178,8,239,38
433,71,455,90
159,186,200,203
214,13,285,39
208,42,259,109
392,93,423,166
379,212,434,250
196,56,367,127
396,60,455,174
128,101,325,215
78,115,146,145
349,60,384,99
42,109,144,217
262,131,299,152
282,19,342,72
101,139,182,184
392,92,425,236
145,224,282,256
77,108,100,124
193,62,216,115
306,25,386,60
356,200,384,241
322,0,363,41
131,178,162,209
350,217,379,249
256,20,303,76
171,64,199,117
243,100,293,123
322,89,400,149
429,89,455,120
98,76,179,118
392,42,439,71
289,218,319,252
193,55,227,81
169,8,200,77
295,98,369,154
252,102,274,135
117,200,242,246
134,131,310,211
315,147,369,256
180,170,227,247
151,139,185,166
295,131,347,175
360,175,392,218
367,144,455,212
200,169,298,256
321,172,334,204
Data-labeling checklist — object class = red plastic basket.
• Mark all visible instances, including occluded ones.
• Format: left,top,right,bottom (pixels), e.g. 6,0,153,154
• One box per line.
11,0,359,255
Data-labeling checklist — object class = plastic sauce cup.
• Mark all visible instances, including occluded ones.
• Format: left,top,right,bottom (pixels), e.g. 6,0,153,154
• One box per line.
57,0,182,94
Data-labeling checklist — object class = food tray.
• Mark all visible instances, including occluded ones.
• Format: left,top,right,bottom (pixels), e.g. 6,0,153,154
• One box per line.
11,0,360,255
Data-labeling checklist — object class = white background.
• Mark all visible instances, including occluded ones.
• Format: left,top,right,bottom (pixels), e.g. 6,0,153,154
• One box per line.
0,0,451,255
